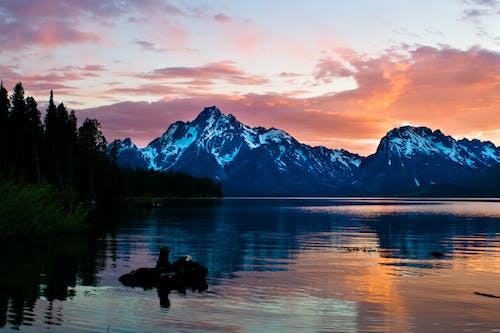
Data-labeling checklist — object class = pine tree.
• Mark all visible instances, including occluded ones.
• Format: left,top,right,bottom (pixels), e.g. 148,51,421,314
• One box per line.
0,82,10,173
10,82,29,176
66,110,78,189
44,91,62,185
77,118,107,198
55,102,70,186
26,96,42,182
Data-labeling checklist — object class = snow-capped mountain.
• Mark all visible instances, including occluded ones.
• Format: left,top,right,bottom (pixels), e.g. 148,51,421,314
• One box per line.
110,138,149,170
357,126,500,194
111,106,362,195
111,108,500,196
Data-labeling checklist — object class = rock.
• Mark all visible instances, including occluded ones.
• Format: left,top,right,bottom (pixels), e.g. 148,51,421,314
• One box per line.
160,256,208,290
156,246,171,271
119,267,159,288
119,248,208,292
430,251,444,258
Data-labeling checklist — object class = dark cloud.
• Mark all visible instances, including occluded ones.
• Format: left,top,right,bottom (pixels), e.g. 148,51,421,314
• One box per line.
131,39,164,52
214,13,231,23
461,0,499,22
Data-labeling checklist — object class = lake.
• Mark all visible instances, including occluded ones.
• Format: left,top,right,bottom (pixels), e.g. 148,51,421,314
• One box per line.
1,198,499,332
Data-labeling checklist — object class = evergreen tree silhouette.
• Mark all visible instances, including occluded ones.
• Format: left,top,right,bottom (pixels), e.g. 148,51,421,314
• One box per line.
26,96,42,182
44,90,62,185
77,118,107,198
10,83,28,177
0,82,10,173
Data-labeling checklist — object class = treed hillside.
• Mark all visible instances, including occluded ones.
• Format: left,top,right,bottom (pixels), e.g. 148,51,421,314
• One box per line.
406,163,500,197
0,82,221,210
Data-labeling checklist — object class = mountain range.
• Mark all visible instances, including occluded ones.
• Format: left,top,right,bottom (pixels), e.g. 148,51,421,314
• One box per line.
110,106,500,196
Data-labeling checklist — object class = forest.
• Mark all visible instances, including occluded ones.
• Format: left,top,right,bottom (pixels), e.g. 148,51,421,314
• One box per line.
0,82,221,235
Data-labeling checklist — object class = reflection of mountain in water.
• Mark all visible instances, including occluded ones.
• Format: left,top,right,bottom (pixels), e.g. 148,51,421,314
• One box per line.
365,213,499,260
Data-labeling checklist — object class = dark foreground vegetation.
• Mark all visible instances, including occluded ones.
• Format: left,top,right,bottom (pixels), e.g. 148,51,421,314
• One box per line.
0,82,221,235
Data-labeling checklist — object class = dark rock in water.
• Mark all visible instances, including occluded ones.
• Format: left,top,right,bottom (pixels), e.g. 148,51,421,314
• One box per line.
159,255,208,290
156,246,171,271
430,251,444,258
119,267,159,289
119,248,208,293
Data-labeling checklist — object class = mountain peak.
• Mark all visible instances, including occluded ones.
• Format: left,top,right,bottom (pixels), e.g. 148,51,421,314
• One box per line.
109,137,137,149
386,126,432,138
372,125,500,170
122,137,133,146
194,106,222,124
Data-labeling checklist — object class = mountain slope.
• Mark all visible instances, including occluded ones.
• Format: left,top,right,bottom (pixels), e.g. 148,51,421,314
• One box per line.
408,163,500,197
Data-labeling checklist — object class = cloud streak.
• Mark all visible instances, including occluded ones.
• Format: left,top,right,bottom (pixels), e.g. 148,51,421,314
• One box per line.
139,61,269,86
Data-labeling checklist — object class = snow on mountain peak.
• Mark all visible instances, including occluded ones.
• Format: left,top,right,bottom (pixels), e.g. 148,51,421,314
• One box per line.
193,106,222,125
110,137,137,150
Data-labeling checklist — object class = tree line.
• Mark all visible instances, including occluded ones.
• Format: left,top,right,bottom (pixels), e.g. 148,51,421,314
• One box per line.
0,82,221,207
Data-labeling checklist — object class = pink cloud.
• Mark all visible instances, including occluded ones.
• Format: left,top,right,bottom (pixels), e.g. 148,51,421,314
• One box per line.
104,84,187,96
0,64,109,99
0,0,123,49
0,21,99,49
140,61,269,86
82,65,105,72
314,58,354,82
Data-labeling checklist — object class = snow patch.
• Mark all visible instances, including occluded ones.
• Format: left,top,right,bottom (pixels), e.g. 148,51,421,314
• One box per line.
215,144,242,166
242,127,261,149
142,147,159,170
414,177,420,187
482,146,500,163
259,129,292,145
295,149,306,161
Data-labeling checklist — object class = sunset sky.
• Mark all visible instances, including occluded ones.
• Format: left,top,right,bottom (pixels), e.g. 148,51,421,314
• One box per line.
0,0,499,155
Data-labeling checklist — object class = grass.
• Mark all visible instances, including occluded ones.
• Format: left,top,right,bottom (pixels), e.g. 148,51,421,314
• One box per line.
0,181,88,236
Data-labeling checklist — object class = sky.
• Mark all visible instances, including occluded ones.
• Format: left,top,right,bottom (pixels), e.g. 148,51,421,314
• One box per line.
0,0,499,155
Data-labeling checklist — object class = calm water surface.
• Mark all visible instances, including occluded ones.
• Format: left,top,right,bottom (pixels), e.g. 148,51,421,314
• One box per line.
1,198,499,332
